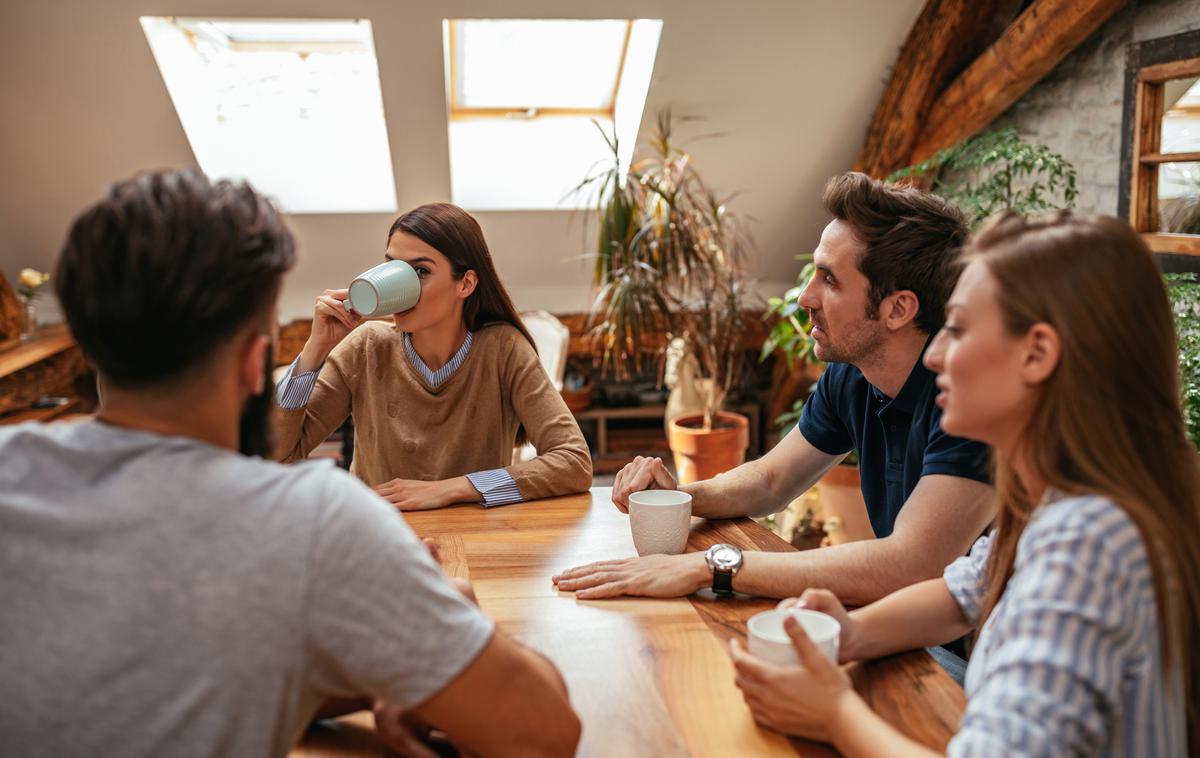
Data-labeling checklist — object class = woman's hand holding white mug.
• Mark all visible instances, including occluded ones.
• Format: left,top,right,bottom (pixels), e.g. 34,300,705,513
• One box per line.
298,288,363,373
777,589,858,663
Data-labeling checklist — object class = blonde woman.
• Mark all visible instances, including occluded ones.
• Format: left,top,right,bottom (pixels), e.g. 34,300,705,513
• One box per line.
731,213,1199,755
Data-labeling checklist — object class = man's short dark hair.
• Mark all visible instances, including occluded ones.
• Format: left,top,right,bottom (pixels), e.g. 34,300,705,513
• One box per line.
55,170,295,387
822,172,967,334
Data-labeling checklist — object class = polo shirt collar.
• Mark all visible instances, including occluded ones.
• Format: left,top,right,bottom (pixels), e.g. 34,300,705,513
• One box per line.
869,335,936,415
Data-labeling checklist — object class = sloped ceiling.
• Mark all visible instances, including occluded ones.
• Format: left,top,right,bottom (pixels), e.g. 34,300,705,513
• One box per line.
0,0,924,319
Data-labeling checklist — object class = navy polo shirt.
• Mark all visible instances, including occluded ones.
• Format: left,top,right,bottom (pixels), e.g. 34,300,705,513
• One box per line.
798,346,990,539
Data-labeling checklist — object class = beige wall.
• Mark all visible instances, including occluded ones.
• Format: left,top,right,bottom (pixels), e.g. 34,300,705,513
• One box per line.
0,0,923,322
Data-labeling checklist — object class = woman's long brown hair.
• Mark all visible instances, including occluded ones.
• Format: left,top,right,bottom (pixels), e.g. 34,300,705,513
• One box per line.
970,212,1200,753
388,202,536,350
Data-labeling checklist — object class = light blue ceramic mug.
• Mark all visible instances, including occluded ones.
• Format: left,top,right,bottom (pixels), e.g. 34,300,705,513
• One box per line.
343,260,421,317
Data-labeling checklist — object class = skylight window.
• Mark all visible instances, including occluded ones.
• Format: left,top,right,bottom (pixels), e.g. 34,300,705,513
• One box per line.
140,17,398,214
443,19,662,211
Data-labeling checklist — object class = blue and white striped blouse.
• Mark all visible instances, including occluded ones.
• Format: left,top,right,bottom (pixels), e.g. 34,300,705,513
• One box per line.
943,493,1185,757
275,331,522,507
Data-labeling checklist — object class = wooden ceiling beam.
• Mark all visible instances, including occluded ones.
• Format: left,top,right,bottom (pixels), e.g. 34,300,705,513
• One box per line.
855,0,1024,179
908,0,1130,165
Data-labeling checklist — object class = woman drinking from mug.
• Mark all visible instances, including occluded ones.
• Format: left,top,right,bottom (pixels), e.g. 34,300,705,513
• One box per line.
729,212,1200,755
273,203,591,510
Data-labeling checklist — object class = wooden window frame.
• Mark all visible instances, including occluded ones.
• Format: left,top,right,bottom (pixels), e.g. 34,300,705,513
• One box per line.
1120,29,1200,255
445,19,633,121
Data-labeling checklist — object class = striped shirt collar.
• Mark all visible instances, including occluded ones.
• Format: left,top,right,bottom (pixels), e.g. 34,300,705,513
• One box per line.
402,331,474,388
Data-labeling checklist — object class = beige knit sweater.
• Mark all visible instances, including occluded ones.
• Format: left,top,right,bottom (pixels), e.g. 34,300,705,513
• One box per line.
273,322,592,500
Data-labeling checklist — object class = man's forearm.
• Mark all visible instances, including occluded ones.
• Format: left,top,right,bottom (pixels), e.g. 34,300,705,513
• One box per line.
519,641,571,700
686,459,790,519
730,537,952,606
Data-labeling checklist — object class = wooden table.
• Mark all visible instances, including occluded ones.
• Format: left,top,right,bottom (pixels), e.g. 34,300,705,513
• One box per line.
293,488,965,757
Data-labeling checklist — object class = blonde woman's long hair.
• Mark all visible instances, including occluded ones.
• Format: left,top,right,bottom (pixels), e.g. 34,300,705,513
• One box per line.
969,212,1200,753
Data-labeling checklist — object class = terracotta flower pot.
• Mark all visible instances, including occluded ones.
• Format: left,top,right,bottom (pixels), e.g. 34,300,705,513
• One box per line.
560,380,593,414
668,411,749,484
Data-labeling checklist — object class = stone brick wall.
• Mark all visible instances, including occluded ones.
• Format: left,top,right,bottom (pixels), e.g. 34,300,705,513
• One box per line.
993,0,1200,216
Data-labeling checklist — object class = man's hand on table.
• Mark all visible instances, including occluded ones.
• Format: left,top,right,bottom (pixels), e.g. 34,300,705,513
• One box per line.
372,702,440,758
422,537,478,605
611,456,679,513
552,552,710,599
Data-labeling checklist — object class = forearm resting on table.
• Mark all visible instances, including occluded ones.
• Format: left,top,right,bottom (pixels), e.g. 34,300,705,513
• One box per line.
414,632,580,757
446,476,484,504
731,474,994,604
731,533,958,606
847,578,972,660
831,695,943,758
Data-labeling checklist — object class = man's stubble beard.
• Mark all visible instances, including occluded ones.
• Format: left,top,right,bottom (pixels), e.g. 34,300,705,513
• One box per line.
238,343,275,458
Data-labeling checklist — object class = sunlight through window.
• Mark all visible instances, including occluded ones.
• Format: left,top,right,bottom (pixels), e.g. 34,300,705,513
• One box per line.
444,19,662,211
140,17,398,214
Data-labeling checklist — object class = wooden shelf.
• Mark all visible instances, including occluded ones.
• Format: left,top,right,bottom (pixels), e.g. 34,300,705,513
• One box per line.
573,402,761,461
0,324,74,379
0,397,82,426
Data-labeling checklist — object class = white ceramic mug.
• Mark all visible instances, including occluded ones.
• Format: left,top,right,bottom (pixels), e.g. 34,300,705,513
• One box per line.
627,489,692,556
343,260,420,317
746,608,840,666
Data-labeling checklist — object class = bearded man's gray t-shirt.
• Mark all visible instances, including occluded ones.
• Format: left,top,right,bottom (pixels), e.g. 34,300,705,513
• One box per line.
0,420,493,757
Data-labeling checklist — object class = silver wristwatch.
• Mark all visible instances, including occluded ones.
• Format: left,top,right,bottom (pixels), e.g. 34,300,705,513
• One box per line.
704,543,743,596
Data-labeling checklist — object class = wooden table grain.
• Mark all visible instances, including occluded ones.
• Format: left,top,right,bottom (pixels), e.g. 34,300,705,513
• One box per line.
293,488,965,757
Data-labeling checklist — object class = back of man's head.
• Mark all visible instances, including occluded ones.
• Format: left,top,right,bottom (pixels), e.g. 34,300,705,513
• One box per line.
55,170,295,388
822,172,967,334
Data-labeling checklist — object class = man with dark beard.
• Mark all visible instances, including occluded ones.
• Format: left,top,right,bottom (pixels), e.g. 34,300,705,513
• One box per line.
554,174,993,673
0,170,579,758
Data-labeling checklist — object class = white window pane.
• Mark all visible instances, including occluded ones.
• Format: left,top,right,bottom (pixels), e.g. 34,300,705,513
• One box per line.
140,17,397,214
448,117,614,210
455,20,628,110
613,20,663,177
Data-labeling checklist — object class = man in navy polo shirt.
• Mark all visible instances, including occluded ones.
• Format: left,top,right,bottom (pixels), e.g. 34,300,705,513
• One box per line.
554,172,993,610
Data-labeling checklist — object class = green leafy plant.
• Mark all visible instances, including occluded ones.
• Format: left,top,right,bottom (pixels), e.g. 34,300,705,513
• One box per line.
1167,273,1200,450
888,127,1078,226
761,258,817,370
572,110,754,429
760,258,818,430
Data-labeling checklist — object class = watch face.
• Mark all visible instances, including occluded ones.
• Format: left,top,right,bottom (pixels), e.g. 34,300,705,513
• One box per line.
711,545,740,570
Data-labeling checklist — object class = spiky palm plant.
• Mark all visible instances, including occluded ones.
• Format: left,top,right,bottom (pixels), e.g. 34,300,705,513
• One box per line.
571,110,753,429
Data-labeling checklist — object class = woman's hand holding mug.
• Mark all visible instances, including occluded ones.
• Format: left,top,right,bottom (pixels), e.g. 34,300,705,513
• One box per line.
777,589,858,663
299,288,363,372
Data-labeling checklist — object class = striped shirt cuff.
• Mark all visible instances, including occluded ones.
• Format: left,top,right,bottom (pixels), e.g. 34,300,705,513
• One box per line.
943,532,992,625
275,355,321,410
465,469,523,507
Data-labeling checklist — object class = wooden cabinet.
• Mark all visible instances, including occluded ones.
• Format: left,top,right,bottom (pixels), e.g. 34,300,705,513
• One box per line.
0,324,93,424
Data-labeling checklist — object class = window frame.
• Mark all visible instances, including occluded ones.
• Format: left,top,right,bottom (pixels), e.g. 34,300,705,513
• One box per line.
445,19,634,121
1120,29,1200,255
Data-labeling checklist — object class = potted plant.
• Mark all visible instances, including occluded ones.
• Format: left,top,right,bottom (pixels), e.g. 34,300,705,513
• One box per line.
573,111,754,482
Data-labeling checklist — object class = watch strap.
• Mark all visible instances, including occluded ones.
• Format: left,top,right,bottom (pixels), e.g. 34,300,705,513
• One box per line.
712,569,734,595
